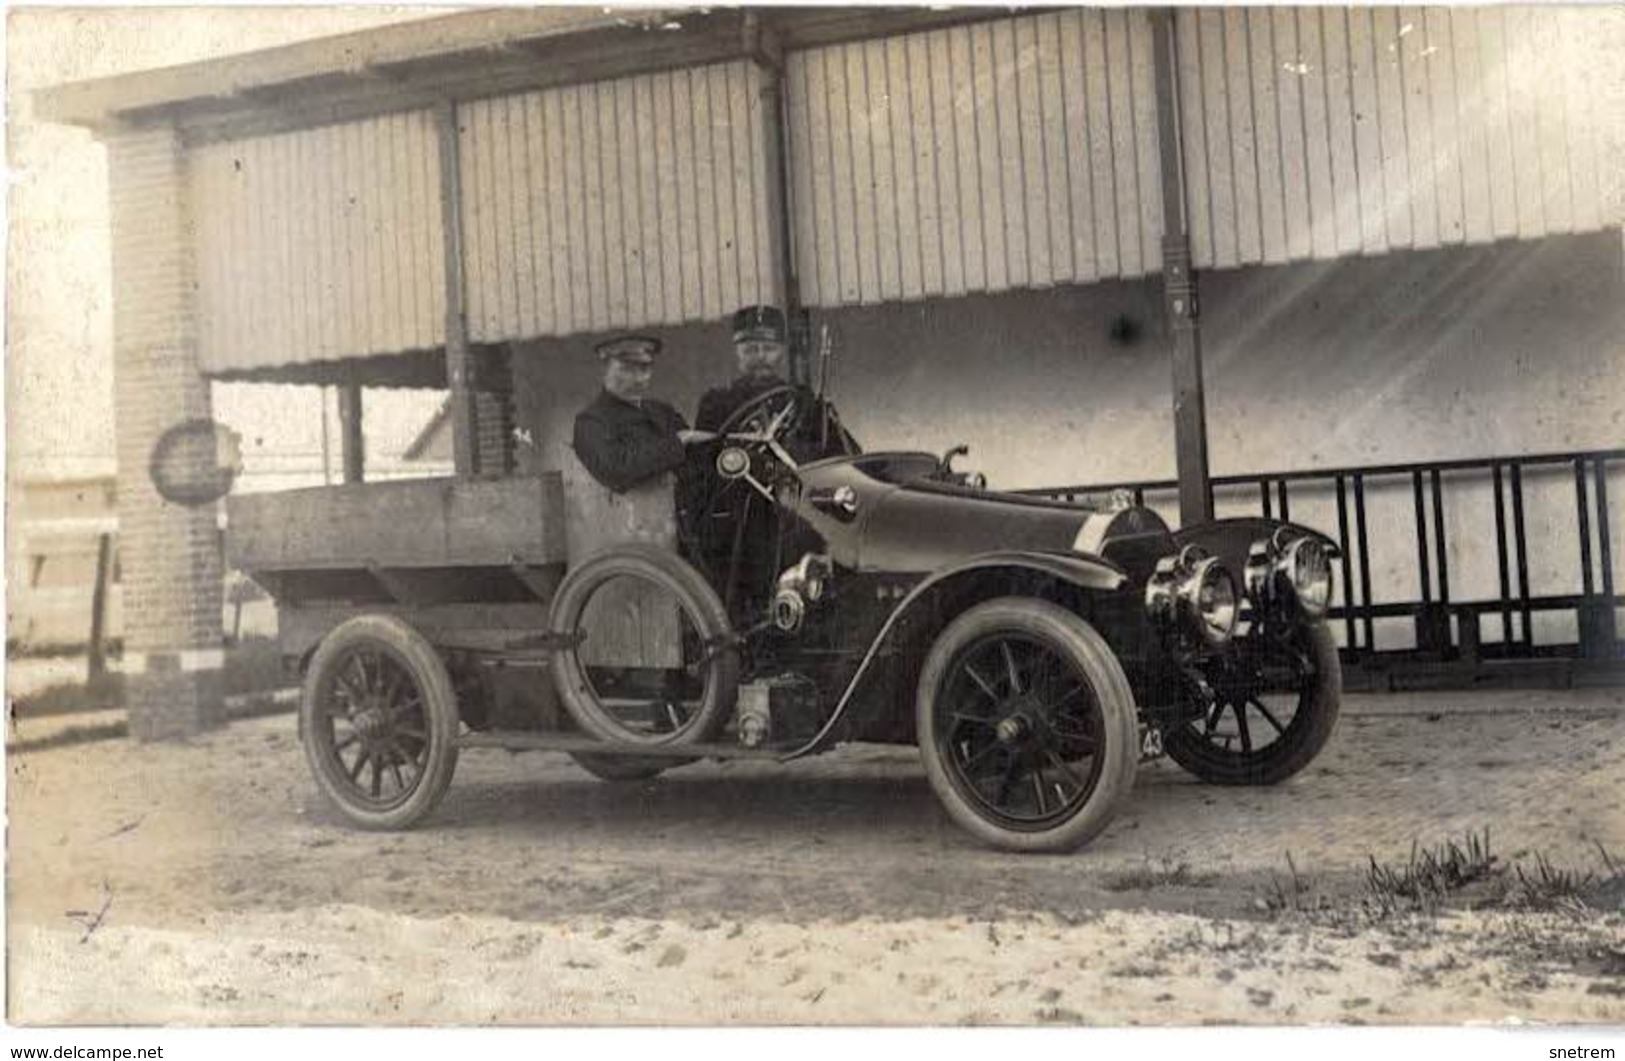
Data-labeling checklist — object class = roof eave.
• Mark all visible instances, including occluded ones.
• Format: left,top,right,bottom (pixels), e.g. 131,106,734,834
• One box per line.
33,6,1018,134
32,6,686,130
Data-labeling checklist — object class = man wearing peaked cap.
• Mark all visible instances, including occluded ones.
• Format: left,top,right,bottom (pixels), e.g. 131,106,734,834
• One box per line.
694,305,791,433
572,334,713,494
696,305,859,461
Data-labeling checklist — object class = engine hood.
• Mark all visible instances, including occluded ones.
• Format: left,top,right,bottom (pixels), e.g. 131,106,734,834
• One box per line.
855,480,1171,575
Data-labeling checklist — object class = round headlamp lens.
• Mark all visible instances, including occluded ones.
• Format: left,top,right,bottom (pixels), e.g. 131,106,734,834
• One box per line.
1288,538,1332,618
1191,559,1238,644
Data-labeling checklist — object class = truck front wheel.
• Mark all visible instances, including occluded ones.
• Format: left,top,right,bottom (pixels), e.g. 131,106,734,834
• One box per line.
916,598,1139,853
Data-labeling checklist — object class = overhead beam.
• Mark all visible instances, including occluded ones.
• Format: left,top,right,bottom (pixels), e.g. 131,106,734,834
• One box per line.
53,8,1012,146
771,7,1010,50
141,12,758,146
34,7,625,127
1150,9,1213,527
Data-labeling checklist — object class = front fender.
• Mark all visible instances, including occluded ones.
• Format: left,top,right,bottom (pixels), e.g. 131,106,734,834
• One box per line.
1172,518,1341,584
782,550,1127,758
919,550,1129,594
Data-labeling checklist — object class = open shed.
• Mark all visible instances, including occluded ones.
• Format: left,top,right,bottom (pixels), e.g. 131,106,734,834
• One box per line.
35,6,1625,737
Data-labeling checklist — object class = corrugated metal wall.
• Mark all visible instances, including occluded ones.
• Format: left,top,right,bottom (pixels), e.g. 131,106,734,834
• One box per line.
188,110,446,374
181,8,1623,372
786,11,1165,308
1175,6,1622,271
458,60,779,342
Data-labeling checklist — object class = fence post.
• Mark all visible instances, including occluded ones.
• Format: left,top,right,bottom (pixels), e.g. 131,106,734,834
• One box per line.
87,532,112,682
1591,458,1618,660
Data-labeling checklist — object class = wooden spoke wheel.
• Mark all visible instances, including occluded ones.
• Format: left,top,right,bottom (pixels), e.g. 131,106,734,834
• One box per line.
916,598,1139,853
1164,621,1342,786
300,615,459,829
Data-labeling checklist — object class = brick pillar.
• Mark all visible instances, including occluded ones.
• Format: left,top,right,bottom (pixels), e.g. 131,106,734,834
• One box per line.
106,126,225,740
473,347,515,477
474,390,514,475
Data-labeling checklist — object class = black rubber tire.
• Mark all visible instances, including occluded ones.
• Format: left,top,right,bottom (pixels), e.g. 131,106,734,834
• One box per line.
548,544,739,747
915,598,1140,853
568,752,670,782
1164,621,1342,786
300,614,460,830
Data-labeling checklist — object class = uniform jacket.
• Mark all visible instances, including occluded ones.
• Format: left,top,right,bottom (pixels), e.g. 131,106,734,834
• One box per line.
695,374,785,433
572,389,689,494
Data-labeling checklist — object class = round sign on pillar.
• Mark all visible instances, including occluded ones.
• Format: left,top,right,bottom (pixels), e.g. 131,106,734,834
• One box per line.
148,418,244,505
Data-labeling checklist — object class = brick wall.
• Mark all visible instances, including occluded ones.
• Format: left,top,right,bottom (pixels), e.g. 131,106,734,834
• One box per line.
470,349,516,476
106,126,225,740
474,390,514,476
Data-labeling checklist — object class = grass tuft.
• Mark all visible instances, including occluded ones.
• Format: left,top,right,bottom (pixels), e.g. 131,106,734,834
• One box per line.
1365,829,1498,915
1103,853,1215,893
1262,851,1331,915
1505,852,1595,914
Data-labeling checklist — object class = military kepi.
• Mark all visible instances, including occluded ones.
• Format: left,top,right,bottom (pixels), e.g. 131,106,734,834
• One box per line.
731,305,786,344
594,334,662,364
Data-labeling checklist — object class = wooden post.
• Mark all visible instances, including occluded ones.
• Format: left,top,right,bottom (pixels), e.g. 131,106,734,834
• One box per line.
1150,10,1213,527
87,532,112,682
319,386,332,485
436,99,480,478
337,382,365,483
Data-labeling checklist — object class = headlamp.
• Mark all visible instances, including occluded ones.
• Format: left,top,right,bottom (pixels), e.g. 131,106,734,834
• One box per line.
1245,529,1334,622
1146,544,1239,647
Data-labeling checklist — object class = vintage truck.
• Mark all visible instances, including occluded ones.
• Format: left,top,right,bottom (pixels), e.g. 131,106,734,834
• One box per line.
228,388,1341,852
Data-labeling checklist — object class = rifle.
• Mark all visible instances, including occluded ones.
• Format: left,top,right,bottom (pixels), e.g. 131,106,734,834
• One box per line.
815,323,833,453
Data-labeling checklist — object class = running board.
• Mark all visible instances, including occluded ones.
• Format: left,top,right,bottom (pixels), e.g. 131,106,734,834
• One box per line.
455,730,790,760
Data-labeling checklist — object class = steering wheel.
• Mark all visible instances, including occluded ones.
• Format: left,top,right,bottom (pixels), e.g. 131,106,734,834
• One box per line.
699,387,803,621
716,384,804,445
703,385,854,619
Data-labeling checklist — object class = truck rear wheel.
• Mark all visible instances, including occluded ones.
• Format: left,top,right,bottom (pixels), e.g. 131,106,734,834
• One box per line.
300,614,460,830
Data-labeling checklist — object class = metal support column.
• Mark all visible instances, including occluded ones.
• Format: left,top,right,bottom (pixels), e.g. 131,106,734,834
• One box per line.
436,99,480,478
337,382,365,483
1150,10,1212,526
747,14,807,386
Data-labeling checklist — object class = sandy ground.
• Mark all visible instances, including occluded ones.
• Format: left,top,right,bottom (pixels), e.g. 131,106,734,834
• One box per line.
7,689,1625,1025
11,906,1623,1025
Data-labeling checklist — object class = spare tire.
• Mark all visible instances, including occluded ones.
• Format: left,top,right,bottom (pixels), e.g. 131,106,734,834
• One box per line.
548,545,739,748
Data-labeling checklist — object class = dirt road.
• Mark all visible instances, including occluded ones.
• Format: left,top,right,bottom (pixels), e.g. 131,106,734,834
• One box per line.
8,688,1624,1024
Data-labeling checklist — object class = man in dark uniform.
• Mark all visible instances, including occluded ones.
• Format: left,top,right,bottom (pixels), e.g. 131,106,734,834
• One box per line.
570,336,712,731
691,308,795,614
695,305,792,434
691,308,857,616
573,334,712,494
696,305,858,461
